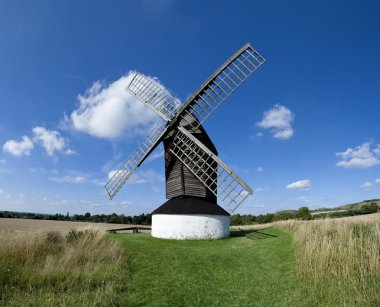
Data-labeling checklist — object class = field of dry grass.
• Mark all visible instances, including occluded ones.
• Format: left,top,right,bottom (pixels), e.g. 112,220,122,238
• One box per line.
275,214,379,305
0,218,147,235
1,214,379,305
232,212,380,231
0,226,128,306
233,213,380,305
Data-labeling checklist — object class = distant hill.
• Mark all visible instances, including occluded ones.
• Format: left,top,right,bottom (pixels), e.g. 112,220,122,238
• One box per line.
311,199,380,215
334,199,380,211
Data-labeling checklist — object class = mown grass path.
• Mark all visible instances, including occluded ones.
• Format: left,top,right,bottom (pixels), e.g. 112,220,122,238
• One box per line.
113,228,301,306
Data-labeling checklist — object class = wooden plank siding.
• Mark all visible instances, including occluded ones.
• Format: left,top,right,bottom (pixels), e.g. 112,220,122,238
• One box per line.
164,124,218,202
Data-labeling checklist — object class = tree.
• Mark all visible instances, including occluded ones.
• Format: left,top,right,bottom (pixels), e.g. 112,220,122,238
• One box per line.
297,207,311,220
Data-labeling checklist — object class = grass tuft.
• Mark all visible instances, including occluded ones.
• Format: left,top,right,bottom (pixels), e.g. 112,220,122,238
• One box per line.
274,215,380,306
0,229,128,306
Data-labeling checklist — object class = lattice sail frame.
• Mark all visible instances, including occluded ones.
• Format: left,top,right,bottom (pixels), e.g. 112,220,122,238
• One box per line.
105,122,166,199
105,43,264,207
172,43,265,130
170,127,253,212
127,73,181,121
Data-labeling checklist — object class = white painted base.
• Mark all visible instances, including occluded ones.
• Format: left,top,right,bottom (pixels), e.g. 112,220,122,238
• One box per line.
152,214,230,240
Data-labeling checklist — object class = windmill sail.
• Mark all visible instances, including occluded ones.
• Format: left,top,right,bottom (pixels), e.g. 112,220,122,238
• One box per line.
171,43,265,129
169,126,253,212
105,122,167,199
104,43,264,202
127,73,181,121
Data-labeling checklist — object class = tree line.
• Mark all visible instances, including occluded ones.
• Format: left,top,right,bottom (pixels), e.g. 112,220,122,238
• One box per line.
230,203,379,225
1,202,378,226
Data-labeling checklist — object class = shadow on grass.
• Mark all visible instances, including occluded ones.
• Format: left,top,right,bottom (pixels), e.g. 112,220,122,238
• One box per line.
230,229,278,240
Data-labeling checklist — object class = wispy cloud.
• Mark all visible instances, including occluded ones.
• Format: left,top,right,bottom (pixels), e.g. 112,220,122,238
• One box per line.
286,179,311,190
256,104,294,140
336,142,380,168
256,166,264,172
51,175,87,184
108,169,164,184
360,181,373,191
145,147,164,163
3,136,34,156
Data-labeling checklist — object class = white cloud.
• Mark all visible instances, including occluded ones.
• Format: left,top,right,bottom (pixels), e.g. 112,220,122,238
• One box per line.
33,126,74,156
3,127,74,158
360,181,373,191
65,72,160,139
3,136,34,156
336,143,380,169
256,166,263,172
374,145,380,155
51,175,87,184
256,104,294,140
375,179,380,184
0,189,3,194
286,180,311,190
108,169,164,184
65,148,76,155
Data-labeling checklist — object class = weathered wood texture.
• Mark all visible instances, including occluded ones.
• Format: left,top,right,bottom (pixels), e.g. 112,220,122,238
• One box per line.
164,119,218,202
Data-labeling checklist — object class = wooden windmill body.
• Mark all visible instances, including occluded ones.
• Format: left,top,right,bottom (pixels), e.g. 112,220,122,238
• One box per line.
105,43,265,239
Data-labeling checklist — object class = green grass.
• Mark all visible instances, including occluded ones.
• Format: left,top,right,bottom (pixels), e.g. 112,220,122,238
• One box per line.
5,223,374,306
113,228,302,306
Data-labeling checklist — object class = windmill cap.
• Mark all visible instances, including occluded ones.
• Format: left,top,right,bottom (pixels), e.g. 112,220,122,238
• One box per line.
152,196,230,216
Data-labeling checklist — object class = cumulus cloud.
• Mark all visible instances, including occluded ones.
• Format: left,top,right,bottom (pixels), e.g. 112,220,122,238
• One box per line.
256,104,294,140
360,181,373,191
286,180,311,190
336,143,380,168
3,127,74,158
33,126,74,156
65,72,160,139
3,136,34,156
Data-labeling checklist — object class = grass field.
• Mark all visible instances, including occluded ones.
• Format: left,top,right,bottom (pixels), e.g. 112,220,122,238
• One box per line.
114,228,300,306
0,217,145,234
0,214,379,306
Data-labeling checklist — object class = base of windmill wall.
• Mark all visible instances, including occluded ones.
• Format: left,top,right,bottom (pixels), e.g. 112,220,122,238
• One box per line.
152,214,230,240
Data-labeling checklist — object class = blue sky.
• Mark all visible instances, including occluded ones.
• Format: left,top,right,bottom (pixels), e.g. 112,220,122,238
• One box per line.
0,0,379,215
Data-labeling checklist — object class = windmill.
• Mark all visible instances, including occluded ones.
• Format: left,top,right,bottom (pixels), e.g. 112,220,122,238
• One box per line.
105,43,265,239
